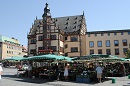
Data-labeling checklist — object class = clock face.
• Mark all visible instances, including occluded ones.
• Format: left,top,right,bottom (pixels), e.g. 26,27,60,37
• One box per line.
47,13,51,16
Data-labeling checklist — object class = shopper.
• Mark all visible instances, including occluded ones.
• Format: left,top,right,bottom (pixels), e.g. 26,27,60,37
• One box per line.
64,64,69,81
96,64,103,83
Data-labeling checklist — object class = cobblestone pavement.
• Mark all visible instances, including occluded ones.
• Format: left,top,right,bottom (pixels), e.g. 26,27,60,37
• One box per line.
1,68,130,86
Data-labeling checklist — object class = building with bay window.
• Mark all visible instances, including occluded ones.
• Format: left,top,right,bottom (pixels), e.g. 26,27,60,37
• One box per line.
27,3,87,57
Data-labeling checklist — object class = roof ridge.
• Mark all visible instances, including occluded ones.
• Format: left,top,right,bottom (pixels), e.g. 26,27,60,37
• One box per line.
52,14,83,19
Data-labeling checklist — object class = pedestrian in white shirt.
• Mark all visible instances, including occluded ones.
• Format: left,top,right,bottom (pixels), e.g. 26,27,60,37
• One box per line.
96,64,103,83
0,63,3,82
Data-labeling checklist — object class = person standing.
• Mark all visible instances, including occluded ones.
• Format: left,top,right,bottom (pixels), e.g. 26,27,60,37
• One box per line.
0,63,3,82
64,64,69,81
96,64,103,83
28,64,32,78
55,64,60,80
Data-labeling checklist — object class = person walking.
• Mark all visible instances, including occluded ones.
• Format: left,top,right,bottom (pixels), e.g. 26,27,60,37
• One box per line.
96,64,103,83
0,63,3,82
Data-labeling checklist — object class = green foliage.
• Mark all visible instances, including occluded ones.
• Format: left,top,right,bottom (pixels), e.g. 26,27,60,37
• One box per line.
125,49,130,58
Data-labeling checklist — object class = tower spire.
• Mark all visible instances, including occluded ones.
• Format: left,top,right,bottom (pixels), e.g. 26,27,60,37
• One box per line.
42,2,51,18
83,11,84,16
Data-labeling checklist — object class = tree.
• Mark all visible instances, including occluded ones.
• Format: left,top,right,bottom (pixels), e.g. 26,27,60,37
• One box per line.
125,49,130,58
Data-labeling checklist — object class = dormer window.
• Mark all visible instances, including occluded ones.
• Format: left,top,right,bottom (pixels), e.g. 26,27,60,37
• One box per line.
55,19,57,21
65,22,68,25
67,18,69,21
75,17,77,20
74,21,77,24
74,26,76,29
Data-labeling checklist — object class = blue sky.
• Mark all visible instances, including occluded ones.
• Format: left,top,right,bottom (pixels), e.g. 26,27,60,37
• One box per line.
0,0,130,46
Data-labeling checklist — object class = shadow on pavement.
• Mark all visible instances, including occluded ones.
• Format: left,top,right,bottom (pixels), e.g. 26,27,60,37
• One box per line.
2,74,112,85
2,74,58,84
2,74,16,78
15,78,53,84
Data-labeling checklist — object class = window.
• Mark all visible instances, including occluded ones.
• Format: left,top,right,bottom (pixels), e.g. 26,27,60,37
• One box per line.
98,49,102,54
47,26,51,30
38,36,43,41
106,49,111,55
89,41,94,48
65,53,68,56
123,48,128,54
88,33,90,37
71,36,78,42
30,49,36,54
51,35,56,40
51,46,57,51
122,39,127,46
114,40,119,46
43,46,48,50
115,48,119,55
65,37,67,40
65,44,68,48
101,33,104,36
97,41,102,47
128,32,130,35
31,39,36,44
47,35,50,39
60,47,64,52
43,35,47,39
90,49,94,55
121,32,124,35
71,47,78,52
106,40,110,47
114,32,117,35
43,26,47,30
38,47,43,50
108,33,110,36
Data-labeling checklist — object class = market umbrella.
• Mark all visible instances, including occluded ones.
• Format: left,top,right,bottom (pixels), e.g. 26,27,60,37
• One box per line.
79,54,109,60
28,54,56,60
4,56,25,61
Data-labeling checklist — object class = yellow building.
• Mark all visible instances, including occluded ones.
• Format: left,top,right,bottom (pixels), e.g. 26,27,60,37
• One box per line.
86,30,130,57
0,35,27,61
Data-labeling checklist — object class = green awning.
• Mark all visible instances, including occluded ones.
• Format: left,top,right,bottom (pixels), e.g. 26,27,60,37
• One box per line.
26,54,73,61
28,54,65,60
4,56,25,61
80,54,109,60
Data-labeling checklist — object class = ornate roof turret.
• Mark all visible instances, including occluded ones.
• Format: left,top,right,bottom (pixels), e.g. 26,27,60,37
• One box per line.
42,3,51,18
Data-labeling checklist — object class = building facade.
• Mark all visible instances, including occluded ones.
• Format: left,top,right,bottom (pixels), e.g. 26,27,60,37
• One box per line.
0,35,27,61
27,3,87,57
86,30,130,57
27,3,130,58
22,45,28,56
